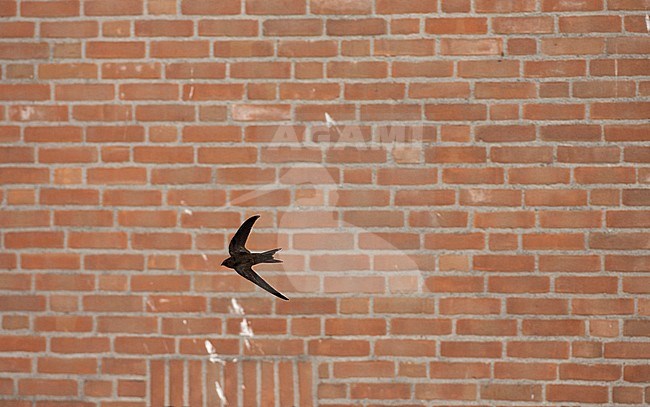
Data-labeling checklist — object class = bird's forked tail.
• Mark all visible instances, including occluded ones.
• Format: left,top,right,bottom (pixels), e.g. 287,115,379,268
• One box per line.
254,248,282,264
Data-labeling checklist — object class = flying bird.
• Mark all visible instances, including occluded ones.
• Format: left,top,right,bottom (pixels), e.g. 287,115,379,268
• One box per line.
221,215,288,301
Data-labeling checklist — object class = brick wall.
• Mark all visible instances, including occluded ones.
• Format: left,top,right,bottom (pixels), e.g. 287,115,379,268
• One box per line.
1,0,650,405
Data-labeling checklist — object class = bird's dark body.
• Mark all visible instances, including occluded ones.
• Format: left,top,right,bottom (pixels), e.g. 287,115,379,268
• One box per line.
221,216,288,301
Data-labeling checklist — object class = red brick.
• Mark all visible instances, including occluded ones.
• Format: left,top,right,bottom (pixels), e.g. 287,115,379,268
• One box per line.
507,298,568,315
623,365,650,383
525,60,586,77
21,253,79,270
232,104,291,121
457,319,517,336
523,233,584,250
41,20,98,38
560,15,621,33
425,233,484,250
476,0,536,12
50,337,110,354
245,0,304,14
327,18,385,36
613,386,643,403
114,337,175,355
231,62,291,79
0,273,29,290
556,276,617,294
591,233,650,250
83,295,142,312
327,61,388,78
0,167,48,184
132,233,191,250
426,103,487,121
375,39,435,56
35,316,93,333
0,295,45,311
376,0,436,13
425,17,486,34
476,82,533,99
508,167,571,184
410,82,470,98
494,17,554,33
263,18,321,36
544,0,603,10
151,168,211,185
349,383,409,399
525,189,587,206
574,298,634,315
440,38,502,55
623,276,650,294
98,316,157,334
523,319,585,336
525,103,586,120
560,363,621,381
4,316,31,330
85,41,144,59
164,63,223,80
441,341,502,358
607,37,650,54
333,361,393,378
311,0,371,14
151,40,210,58
492,146,553,163
489,276,550,293
481,384,542,402
508,341,570,359
0,84,49,101
0,358,31,374
460,189,521,206
0,42,49,60
494,362,557,380
623,189,650,206
606,342,650,359
593,101,650,120
308,339,369,356
41,188,99,205
428,362,488,380
475,211,535,228
547,384,608,403
19,378,77,396
68,231,127,249
476,124,535,142
198,20,256,37
213,40,273,57
85,0,143,15
39,146,98,163
181,0,240,15
135,20,193,36
136,104,194,122
608,255,650,272
85,254,144,271
393,61,453,77
0,210,49,228
443,168,503,184
279,40,337,57
361,104,421,121
440,298,500,315
416,383,476,400
101,62,160,79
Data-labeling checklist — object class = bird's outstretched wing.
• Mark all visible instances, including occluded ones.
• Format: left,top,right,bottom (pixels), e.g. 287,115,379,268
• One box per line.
235,264,289,301
229,215,259,256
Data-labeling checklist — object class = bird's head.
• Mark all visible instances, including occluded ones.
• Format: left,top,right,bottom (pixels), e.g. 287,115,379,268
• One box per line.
221,257,235,268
